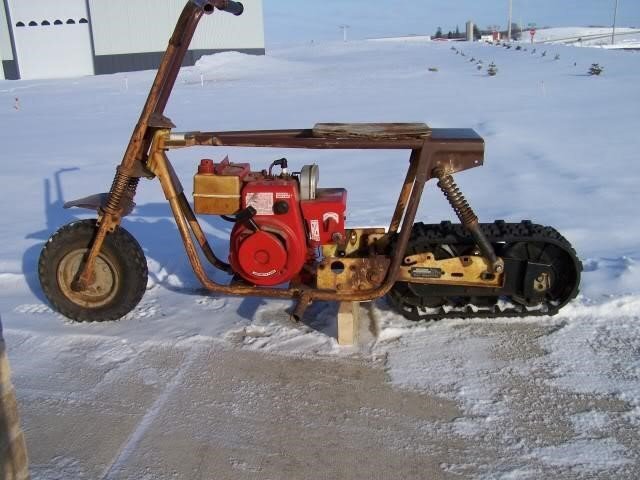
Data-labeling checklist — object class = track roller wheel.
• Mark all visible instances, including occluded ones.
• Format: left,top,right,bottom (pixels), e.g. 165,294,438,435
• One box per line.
386,230,460,320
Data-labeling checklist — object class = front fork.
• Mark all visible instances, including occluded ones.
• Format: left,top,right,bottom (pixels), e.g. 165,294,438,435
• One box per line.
73,168,140,290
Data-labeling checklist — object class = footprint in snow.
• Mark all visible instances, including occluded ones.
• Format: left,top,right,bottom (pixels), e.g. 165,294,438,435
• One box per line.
255,307,295,327
122,300,159,320
195,296,227,311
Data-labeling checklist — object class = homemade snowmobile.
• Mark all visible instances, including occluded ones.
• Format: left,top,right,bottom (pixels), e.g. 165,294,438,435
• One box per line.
38,0,581,323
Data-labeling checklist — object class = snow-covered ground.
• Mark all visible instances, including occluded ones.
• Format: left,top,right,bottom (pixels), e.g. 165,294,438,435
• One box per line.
1,36,639,478
531,26,640,49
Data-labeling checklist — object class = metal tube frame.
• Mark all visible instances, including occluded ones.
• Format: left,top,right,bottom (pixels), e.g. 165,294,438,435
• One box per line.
73,0,488,313
75,1,226,288
144,128,485,306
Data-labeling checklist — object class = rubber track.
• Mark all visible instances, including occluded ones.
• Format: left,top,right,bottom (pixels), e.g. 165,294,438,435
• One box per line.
388,220,583,321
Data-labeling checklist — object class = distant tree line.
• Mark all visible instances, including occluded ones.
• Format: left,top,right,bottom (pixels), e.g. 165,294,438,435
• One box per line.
434,23,521,40
434,25,467,40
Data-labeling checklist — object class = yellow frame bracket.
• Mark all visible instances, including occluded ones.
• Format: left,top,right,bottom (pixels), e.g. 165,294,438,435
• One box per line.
397,253,504,287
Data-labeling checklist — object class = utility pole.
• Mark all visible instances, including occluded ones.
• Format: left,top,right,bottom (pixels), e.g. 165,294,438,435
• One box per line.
507,0,513,41
611,0,619,45
339,25,350,42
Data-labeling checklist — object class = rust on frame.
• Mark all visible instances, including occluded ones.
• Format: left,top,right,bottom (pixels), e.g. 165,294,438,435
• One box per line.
320,228,386,258
72,0,489,311
316,256,391,292
142,124,487,305
397,253,504,288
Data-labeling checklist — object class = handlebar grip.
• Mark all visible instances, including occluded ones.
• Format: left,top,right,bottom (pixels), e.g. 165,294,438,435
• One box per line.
190,0,243,16
218,0,244,16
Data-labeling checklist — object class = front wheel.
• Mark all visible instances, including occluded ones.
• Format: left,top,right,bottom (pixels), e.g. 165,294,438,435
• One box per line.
38,219,148,322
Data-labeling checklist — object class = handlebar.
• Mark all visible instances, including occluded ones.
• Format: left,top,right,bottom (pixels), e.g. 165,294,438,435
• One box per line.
190,0,244,16
218,0,244,16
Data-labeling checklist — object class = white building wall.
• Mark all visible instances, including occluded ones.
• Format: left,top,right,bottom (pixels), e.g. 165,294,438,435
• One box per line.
6,0,94,79
13,22,94,79
191,0,264,51
7,0,88,23
0,0,265,80
88,0,264,56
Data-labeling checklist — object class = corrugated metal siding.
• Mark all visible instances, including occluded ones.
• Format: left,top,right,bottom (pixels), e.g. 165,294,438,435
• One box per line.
93,48,264,75
1,0,264,80
0,0,13,61
89,0,264,56
191,0,264,51
2,60,19,79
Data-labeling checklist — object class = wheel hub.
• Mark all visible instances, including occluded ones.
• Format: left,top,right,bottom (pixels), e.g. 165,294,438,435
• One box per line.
58,249,119,308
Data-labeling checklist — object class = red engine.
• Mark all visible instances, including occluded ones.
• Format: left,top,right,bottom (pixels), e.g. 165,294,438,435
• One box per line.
194,158,346,286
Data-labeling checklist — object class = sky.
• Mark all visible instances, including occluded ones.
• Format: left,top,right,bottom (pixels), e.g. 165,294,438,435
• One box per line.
263,0,640,45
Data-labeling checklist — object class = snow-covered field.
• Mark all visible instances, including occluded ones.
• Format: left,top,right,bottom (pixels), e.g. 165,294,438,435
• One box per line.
1,37,639,478
531,26,640,49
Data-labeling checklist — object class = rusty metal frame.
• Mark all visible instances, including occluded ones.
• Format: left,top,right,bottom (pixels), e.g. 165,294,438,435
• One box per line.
397,253,503,287
72,0,489,317
144,128,485,306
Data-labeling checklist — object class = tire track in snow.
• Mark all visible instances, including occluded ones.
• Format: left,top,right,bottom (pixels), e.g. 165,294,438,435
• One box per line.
100,342,202,480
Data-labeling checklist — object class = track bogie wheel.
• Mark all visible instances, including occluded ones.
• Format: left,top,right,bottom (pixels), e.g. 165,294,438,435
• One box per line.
386,227,458,320
38,219,148,322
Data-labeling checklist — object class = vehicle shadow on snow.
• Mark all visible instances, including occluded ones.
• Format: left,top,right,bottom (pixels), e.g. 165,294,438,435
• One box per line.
24,169,81,303
23,169,234,305
24,170,395,327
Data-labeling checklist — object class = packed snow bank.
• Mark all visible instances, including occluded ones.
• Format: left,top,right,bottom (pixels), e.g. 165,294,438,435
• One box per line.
379,294,640,475
189,51,308,83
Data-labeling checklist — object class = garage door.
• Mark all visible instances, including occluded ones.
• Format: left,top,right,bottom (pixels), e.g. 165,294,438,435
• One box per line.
9,0,94,80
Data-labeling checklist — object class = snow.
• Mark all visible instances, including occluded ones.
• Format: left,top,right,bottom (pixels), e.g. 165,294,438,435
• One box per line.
368,35,433,43
530,27,640,49
377,294,640,475
527,438,631,472
1,35,640,477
